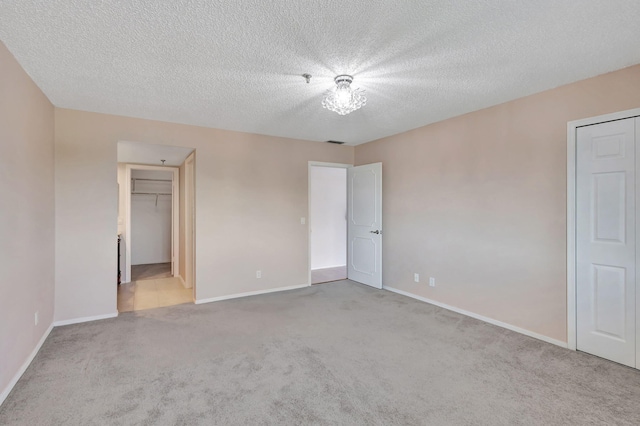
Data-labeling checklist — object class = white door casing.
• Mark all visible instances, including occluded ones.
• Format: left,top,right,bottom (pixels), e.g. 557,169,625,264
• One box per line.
347,163,382,289
576,117,636,367
636,117,640,370
171,178,176,276
185,153,195,291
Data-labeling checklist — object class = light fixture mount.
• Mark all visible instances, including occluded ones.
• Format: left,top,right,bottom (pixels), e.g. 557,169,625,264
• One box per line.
334,74,353,85
322,74,366,116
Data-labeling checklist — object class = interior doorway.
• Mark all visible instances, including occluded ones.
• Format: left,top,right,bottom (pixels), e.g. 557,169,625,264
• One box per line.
116,141,196,312
308,161,383,288
309,163,349,284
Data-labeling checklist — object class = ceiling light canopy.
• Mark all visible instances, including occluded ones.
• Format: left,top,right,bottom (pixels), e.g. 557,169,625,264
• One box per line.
322,75,366,116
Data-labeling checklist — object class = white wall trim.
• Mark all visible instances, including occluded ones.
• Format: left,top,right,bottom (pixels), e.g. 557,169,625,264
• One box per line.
308,161,353,169
311,264,347,271
53,312,118,327
307,161,352,287
566,107,640,351
184,152,196,294
566,120,577,351
195,284,308,304
383,286,568,349
0,323,54,406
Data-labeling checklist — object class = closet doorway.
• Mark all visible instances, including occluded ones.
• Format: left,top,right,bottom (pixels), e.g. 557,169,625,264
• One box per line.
116,141,195,312
128,166,177,282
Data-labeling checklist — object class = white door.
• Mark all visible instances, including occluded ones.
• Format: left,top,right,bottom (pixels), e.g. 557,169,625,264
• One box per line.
347,163,382,289
576,117,636,367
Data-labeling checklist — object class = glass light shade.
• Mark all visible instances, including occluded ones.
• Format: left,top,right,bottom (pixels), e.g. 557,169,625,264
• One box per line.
322,75,366,115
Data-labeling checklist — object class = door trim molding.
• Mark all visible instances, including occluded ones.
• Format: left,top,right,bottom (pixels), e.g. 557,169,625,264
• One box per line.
184,152,196,295
566,107,640,351
307,161,352,286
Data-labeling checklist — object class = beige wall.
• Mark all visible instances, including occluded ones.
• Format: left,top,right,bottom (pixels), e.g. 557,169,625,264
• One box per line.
355,64,640,343
54,109,354,321
0,42,55,398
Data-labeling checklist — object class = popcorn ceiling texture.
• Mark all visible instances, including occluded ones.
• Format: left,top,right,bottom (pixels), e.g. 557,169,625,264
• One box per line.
1,1,639,145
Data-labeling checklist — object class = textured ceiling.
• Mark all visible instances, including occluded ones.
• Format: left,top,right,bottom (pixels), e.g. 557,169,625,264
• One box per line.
1,1,640,145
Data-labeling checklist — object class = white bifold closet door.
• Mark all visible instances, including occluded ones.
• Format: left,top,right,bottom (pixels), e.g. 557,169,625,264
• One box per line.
576,117,638,368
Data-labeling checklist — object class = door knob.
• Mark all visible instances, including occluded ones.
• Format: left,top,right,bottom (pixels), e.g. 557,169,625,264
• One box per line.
370,230,381,234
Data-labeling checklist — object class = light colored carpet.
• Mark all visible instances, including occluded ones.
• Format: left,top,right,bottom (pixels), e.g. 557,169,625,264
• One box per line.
1,280,640,425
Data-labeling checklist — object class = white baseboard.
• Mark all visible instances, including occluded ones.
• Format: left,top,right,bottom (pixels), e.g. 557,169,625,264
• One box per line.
53,312,118,327
1,323,54,407
195,284,308,305
383,286,568,349
311,265,347,271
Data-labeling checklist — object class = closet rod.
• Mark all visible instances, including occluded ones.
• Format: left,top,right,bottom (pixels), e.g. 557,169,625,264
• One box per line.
131,192,171,207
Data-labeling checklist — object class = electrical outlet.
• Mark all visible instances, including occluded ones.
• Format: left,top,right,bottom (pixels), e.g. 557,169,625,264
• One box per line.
301,217,306,225
256,270,262,279
429,277,435,287
414,273,419,283
35,311,39,326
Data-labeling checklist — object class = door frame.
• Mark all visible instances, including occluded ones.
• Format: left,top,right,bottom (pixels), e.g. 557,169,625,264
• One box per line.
566,107,640,350
307,161,352,286
184,153,196,294
123,164,180,283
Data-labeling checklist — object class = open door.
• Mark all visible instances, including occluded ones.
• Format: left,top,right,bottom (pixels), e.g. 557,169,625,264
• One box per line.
347,163,382,289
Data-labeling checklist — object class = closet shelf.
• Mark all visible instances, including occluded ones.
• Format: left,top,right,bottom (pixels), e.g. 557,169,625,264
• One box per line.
131,178,171,183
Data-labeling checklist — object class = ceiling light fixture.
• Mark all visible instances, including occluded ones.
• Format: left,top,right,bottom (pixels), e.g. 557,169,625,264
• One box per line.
322,75,366,116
